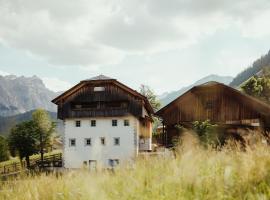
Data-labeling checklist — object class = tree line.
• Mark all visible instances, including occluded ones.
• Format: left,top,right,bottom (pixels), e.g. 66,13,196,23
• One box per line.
230,50,270,87
241,67,270,104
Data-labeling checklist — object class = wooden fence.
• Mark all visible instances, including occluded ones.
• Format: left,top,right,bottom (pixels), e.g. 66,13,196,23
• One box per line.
0,153,62,175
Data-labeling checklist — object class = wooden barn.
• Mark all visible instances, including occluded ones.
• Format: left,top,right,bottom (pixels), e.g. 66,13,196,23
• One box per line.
156,82,270,146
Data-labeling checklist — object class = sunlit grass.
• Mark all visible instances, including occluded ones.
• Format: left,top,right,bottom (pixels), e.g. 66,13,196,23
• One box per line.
0,150,62,167
1,141,270,200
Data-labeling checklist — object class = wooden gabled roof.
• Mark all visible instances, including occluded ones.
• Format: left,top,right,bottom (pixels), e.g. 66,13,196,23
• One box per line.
52,75,154,114
156,81,270,117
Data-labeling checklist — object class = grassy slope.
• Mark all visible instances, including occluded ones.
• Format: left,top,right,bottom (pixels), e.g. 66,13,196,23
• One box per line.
1,144,270,200
0,150,61,167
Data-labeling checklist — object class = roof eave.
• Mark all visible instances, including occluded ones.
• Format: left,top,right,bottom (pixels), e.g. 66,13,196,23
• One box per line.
155,82,270,117
52,79,154,115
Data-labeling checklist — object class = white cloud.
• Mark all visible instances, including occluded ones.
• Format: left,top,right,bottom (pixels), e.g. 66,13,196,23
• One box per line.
42,77,72,92
240,11,270,38
214,50,262,76
0,0,270,69
0,69,10,76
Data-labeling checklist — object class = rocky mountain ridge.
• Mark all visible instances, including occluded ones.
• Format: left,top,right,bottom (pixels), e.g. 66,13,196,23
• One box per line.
0,75,58,116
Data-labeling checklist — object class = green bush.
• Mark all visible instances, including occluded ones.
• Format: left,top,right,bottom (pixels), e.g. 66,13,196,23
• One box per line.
192,120,224,147
0,136,9,162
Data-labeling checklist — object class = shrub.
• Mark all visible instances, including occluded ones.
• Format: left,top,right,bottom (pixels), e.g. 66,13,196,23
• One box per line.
192,120,224,147
0,136,9,162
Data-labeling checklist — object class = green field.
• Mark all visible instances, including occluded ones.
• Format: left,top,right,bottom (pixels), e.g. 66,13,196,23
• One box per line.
1,141,270,200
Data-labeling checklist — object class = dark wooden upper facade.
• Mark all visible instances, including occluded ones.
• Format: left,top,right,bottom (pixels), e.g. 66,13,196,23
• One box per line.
52,75,153,120
156,82,270,128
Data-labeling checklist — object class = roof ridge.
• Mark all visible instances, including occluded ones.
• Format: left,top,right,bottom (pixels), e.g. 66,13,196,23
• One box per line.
156,81,270,116
83,74,115,81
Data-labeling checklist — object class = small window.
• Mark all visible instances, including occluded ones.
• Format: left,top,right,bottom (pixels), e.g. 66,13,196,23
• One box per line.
85,138,91,146
75,120,81,127
114,137,120,146
69,139,76,147
100,137,106,145
91,120,96,127
109,159,120,167
112,120,118,127
124,119,130,126
94,87,105,92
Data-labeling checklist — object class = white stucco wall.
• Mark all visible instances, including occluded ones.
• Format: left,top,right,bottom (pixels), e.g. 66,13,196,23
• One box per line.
63,115,140,168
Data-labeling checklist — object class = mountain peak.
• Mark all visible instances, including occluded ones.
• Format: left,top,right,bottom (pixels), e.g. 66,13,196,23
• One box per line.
159,74,233,106
0,75,57,116
5,75,17,80
83,74,115,81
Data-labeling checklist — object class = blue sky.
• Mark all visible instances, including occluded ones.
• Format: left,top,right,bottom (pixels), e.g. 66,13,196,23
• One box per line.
0,0,270,94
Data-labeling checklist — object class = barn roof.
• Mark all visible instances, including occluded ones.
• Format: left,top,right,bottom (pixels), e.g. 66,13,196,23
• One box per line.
156,81,270,117
52,75,154,114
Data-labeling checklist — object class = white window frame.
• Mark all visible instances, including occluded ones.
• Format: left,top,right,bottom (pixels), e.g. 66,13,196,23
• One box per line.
75,120,81,127
100,137,106,146
112,119,118,127
91,120,96,127
114,137,120,146
85,138,91,146
94,87,105,92
69,138,76,147
124,119,130,126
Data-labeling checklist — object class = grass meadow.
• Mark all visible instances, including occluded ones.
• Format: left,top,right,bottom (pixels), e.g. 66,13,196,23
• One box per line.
1,136,270,200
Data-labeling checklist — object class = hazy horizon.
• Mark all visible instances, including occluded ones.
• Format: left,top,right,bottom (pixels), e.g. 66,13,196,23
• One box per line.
0,72,235,96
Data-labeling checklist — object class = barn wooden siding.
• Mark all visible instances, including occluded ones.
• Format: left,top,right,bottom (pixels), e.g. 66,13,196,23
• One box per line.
139,118,153,138
57,82,146,120
157,83,270,127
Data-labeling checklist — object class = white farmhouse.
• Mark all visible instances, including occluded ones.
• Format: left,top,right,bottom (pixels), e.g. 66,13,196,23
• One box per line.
52,75,153,169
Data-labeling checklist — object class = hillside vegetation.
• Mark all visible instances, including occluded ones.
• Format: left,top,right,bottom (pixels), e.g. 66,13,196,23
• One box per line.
0,110,63,136
1,141,270,200
230,50,270,87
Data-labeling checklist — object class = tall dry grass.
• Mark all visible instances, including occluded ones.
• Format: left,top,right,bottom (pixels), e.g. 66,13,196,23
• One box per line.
1,135,270,200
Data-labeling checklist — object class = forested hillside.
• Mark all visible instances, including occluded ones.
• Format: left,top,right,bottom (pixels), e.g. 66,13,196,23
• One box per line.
0,110,63,136
230,50,270,87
